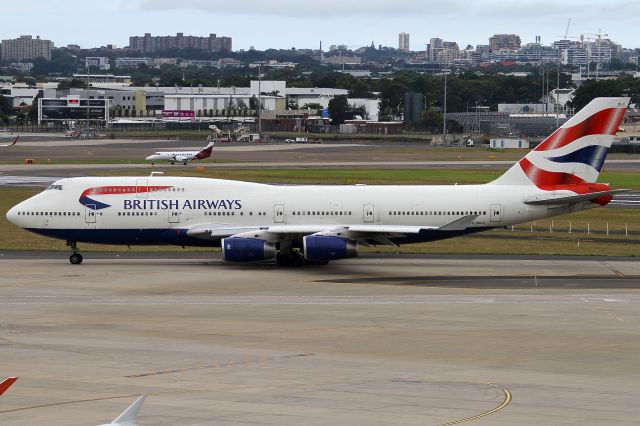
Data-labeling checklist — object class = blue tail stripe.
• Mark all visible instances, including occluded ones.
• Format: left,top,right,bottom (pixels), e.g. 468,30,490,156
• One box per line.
547,145,609,171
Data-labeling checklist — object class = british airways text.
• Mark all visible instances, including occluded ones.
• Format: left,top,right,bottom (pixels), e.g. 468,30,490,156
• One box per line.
123,199,242,210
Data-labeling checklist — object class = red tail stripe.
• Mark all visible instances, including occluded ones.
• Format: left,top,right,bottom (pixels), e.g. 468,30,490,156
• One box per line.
520,157,587,187
534,107,625,152
519,158,612,205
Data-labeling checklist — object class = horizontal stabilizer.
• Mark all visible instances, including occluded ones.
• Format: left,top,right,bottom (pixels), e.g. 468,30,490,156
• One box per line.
524,189,629,205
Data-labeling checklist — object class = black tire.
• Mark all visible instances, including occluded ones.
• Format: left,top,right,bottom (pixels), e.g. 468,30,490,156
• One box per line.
69,253,83,265
291,252,305,267
276,253,291,267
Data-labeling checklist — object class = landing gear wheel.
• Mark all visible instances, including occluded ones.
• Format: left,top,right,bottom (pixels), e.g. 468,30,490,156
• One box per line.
276,253,292,267
67,241,83,265
291,252,305,267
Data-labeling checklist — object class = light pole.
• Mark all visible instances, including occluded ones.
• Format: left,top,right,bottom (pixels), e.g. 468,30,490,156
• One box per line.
258,63,262,141
442,66,447,145
86,61,90,129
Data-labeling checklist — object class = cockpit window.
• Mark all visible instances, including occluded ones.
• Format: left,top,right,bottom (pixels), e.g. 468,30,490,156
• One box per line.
46,184,63,190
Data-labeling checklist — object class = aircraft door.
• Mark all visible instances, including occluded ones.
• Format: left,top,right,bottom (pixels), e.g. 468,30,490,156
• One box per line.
168,209,180,225
274,204,285,223
363,203,374,223
490,204,502,223
136,179,148,198
85,205,97,224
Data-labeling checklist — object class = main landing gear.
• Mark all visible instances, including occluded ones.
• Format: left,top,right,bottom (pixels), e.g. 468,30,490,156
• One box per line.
67,241,83,265
275,251,328,267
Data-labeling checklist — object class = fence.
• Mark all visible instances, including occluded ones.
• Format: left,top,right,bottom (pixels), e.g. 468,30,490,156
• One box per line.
503,220,636,237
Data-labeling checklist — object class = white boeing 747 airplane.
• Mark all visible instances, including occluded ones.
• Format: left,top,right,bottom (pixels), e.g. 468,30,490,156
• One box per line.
145,140,214,165
7,97,630,266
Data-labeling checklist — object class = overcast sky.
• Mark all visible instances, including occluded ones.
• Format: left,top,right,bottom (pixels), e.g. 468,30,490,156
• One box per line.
2,0,638,50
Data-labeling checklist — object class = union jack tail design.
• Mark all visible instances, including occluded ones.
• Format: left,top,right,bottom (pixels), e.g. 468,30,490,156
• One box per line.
491,97,629,196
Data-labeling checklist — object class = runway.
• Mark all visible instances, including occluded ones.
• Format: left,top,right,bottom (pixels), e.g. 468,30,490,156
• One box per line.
1,254,639,425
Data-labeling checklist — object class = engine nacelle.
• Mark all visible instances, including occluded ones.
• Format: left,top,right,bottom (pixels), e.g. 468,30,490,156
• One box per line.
221,237,276,262
303,235,358,262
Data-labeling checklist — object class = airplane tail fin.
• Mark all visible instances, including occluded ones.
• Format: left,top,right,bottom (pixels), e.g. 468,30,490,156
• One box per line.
111,395,145,424
490,97,629,188
194,140,214,160
0,377,18,397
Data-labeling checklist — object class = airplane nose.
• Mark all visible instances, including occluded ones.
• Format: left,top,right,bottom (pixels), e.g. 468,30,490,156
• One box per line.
6,204,19,225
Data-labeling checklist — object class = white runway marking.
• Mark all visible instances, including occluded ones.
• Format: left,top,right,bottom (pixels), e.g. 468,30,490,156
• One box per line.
1,294,640,306
0,175,59,186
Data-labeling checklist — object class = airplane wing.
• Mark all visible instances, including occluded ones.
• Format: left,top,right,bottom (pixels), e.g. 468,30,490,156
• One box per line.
0,136,19,147
523,189,630,205
99,395,145,426
187,215,478,245
0,377,18,397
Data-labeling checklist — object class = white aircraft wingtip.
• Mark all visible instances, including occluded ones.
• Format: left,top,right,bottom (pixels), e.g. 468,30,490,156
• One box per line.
110,395,145,425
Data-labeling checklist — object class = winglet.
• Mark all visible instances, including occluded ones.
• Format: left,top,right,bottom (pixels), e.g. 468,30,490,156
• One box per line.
0,377,18,397
11,136,19,146
111,395,145,425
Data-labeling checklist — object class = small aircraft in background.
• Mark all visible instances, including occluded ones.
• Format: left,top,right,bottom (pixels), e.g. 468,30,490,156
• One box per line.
0,136,19,147
145,140,214,165
146,125,220,165
98,395,145,426
0,377,18,397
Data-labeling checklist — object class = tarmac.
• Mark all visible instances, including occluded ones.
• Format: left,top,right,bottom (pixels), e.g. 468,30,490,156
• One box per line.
1,253,640,425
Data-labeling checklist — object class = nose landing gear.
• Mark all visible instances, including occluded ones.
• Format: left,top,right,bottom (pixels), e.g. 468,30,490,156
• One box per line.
67,241,83,265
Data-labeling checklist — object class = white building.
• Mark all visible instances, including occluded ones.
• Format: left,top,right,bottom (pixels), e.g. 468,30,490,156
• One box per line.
398,33,410,52
114,57,154,69
164,94,281,114
562,47,588,66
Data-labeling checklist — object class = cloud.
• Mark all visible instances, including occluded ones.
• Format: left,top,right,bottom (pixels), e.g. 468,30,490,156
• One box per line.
136,0,466,17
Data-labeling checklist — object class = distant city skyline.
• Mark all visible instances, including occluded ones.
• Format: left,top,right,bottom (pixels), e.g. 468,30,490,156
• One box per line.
2,0,638,51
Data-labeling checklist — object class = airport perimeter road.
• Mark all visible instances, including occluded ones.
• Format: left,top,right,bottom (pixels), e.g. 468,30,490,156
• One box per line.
1,254,640,425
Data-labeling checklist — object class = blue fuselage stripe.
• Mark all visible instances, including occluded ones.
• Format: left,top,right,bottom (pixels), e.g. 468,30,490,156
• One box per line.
25,227,491,247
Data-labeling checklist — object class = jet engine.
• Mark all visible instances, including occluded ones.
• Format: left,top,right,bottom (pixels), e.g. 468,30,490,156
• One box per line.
303,235,358,262
221,237,276,262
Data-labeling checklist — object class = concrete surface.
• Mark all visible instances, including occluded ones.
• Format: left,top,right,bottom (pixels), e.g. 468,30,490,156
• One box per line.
1,254,640,425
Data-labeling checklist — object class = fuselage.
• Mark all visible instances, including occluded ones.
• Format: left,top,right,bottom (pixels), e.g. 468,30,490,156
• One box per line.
6,175,589,247
145,151,200,163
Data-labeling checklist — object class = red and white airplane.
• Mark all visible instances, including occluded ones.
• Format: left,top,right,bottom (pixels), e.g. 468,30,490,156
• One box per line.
0,136,18,147
0,377,18,397
145,140,214,165
6,97,630,266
